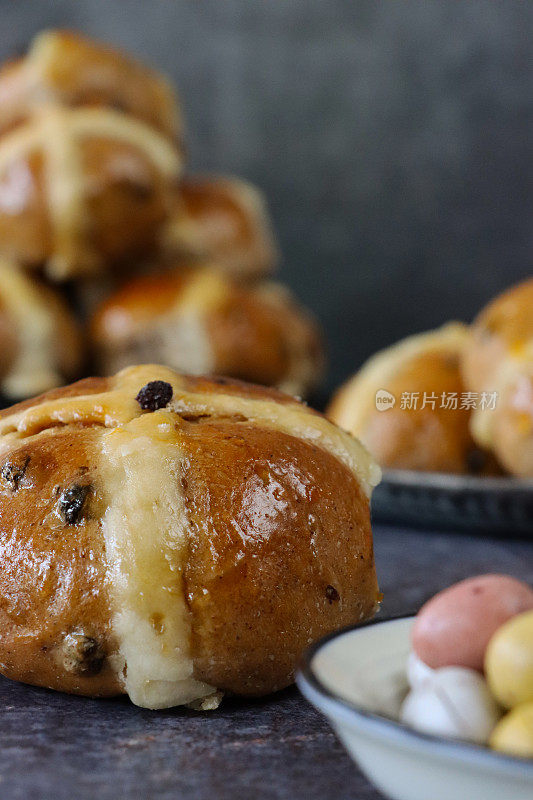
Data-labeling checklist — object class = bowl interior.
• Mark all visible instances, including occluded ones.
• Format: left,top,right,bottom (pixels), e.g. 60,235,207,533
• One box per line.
311,616,412,720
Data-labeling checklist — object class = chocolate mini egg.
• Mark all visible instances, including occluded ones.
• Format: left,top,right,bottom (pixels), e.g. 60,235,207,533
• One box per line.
412,575,533,671
400,666,500,744
485,610,533,709
406,651,435,688
490,701,533,758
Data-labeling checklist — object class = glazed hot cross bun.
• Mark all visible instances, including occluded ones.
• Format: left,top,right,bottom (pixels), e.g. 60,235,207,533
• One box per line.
89,264,324,398
0,30,182,139
462,278,533,477
328,323,495,474
0,106,182,279
163,174,279,280
0,365,380,708
0,258,82,399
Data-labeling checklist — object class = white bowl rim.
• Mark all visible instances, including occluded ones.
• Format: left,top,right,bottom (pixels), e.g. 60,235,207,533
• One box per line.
296,614,533,779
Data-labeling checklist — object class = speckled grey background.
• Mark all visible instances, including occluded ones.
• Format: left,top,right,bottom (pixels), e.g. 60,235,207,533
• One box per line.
1,0,531,394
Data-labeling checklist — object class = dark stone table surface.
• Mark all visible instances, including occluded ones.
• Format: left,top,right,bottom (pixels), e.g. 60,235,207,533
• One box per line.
1,523,532,800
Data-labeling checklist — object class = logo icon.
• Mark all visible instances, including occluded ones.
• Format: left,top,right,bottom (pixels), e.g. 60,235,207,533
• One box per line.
375,389,396,411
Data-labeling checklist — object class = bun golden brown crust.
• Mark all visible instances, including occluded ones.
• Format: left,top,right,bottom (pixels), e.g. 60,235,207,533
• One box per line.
0,365,380,706
0,30,181,139
0,419,121,696
183,420,376,695
0,259,82,398
163,175,279,279
462,279,533,476
328,324,495,474
89,264,324,398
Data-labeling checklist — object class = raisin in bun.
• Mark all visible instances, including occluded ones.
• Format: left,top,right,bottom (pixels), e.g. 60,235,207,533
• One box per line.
328,323,495,474
163,174,279,280
462,278,533,476
89,264,324,398
0,364,380,708
0,105,181,279
0,258,82,399
0,30,181,139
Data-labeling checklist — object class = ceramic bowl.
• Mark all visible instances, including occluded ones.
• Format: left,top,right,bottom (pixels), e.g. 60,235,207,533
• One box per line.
297,616,533,800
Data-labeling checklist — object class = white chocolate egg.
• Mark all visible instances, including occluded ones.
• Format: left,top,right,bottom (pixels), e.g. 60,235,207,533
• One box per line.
406,651,435,688
400,666,501,745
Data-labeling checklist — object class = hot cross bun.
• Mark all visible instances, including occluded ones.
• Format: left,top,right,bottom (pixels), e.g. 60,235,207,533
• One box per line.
462,278,533,476
0,365,380,708
0,30,181,139
89,264,324,398
0,257,82,399
0,106,182,279
328,323,496,474
164,174,279,280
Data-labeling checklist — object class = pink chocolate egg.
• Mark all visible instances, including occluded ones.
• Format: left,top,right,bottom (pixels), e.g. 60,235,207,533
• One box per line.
412,574,533,671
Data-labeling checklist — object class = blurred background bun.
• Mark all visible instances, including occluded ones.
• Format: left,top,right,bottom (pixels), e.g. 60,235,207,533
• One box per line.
90,262,323,398
462,279,533,477
0,258,82,399
0,30,182,138
164,174,279,281
328,323,496,475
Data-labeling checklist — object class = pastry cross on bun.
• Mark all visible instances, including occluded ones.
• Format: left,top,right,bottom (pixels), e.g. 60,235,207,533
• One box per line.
0,365,380,708
163,174,279,280
462,278,533,476
328,323,494,474
0,106,182,279
90,263,324,398
0,30,182,139
0,257,82,399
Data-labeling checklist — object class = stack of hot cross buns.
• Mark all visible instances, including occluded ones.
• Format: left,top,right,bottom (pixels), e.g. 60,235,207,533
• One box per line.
0,30,324,402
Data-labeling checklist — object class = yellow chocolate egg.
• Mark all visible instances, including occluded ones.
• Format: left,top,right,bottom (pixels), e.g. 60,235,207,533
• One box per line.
485,610,533,709
490,702,533,759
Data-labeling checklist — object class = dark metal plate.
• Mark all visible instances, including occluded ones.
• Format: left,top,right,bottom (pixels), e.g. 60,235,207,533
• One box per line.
372,470,533,536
